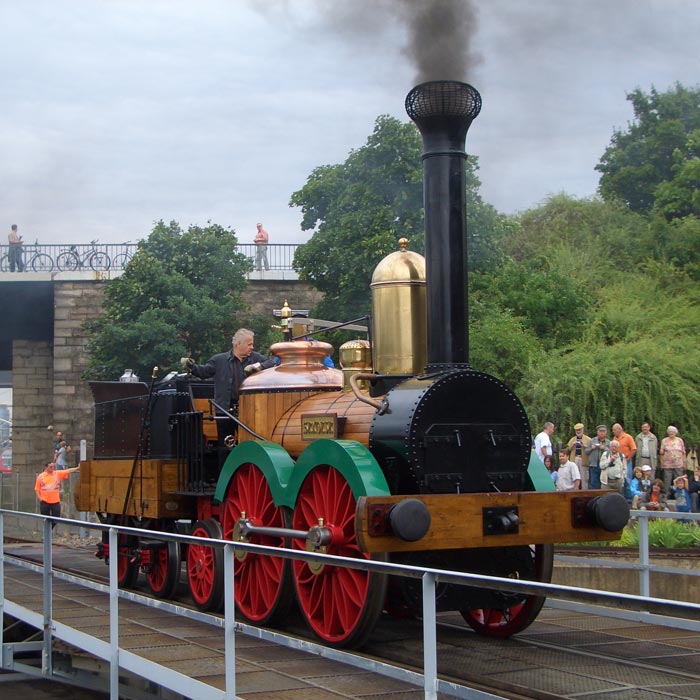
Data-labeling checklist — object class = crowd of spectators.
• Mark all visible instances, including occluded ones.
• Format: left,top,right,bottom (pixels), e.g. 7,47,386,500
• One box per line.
533,421,700,513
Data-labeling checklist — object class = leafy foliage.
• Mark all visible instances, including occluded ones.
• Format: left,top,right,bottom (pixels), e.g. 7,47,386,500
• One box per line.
290,115,511,323
85,220,255,380
617,519,700,549
596,83,700,213
653,130,700,221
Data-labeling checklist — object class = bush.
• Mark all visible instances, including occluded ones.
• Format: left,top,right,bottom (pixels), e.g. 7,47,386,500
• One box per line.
615,519,700,548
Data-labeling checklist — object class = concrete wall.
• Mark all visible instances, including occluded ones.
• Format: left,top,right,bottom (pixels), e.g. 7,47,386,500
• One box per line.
552,552,699,604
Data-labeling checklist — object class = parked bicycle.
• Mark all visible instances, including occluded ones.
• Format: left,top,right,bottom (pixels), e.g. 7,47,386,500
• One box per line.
56,240,110,271
0,240,54,272
111,247,133,270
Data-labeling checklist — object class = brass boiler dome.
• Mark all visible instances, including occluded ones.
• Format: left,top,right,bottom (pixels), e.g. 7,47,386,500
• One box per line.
239,340,342,392
370,238,426,375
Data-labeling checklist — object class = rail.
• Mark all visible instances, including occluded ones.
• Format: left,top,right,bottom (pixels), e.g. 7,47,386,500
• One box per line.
554,509,700,603
0,242,302,273
1,508,699,700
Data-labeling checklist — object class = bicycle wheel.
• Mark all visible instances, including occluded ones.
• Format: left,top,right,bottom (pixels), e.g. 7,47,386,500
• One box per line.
89,251,110,271
31,253,54,272
112,252,132,269
0,254,8,272
56,251,79,271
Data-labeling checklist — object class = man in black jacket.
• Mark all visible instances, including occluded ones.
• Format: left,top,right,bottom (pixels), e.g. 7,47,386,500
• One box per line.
182,328,274,461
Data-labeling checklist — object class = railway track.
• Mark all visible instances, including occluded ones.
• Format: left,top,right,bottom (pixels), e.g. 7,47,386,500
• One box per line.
5,539,700,700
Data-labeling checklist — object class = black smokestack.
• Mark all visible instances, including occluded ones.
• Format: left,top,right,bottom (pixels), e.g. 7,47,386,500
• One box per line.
405,80,481,371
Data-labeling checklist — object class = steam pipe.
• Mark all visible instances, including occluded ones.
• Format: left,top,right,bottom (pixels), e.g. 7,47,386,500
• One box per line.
405,81,481,371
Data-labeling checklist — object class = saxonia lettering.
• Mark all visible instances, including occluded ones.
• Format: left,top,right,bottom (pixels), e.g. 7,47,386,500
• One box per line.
301,413,338,441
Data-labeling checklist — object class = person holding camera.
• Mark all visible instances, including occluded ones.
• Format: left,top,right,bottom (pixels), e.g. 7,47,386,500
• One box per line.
600,439,626,492
566,422,591,488
585,425,610,489
181,328,274,462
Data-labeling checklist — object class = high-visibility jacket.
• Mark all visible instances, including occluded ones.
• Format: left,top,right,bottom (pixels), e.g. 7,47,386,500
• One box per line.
35,470,69,504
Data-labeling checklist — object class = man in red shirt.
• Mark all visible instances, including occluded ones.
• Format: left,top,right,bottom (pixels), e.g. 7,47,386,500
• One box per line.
34,461,80,527
612,423,636,482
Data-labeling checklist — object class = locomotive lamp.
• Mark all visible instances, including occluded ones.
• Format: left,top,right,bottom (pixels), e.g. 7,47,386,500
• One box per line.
280,299,292,341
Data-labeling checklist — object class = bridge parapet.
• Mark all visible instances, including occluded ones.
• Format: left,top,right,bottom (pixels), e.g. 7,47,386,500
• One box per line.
0,242,301,273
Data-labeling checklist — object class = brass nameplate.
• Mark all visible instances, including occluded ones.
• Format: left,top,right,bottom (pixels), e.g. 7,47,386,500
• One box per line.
301,413,338,440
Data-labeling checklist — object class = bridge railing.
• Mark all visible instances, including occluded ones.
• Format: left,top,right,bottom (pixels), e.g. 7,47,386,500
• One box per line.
0,242,301,273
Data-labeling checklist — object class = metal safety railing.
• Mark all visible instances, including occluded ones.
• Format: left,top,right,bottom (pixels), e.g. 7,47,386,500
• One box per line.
1,509,699,700
0,242,301,273
554,509,700,604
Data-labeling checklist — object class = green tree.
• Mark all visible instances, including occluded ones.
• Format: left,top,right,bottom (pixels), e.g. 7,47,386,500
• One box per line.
519,274,700,446
468,306,544,390
290,115,509,323
511,194,652,276
652,130,700,221
85,220,253,380
596,83,700,213
471,258,593,351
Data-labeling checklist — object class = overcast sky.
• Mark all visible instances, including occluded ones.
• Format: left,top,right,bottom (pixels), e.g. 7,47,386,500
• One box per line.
1,0,698,247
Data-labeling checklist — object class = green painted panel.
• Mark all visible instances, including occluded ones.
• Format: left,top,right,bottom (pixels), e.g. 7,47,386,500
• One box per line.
526,451,556,492
284,439,390,508
213,441,295,506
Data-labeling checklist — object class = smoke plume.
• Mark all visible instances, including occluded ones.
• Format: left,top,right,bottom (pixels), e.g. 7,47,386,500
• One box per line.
394,0,481,83
259,0,481,84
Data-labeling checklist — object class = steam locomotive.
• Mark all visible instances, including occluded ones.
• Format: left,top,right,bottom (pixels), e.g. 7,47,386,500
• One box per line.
76,81,629,649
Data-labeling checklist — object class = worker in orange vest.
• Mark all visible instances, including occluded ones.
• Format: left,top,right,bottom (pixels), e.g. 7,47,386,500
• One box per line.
34,461,80,527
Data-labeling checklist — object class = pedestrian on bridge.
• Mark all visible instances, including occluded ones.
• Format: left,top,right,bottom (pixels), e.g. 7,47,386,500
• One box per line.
8,224,24,272
34,461,80,528
254,222,270,271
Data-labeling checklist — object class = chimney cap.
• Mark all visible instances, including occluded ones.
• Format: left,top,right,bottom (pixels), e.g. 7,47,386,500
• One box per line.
405,80,481,122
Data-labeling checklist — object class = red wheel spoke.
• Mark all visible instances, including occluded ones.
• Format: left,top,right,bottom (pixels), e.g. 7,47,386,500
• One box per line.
292,463,385,647
187,520,223,612
462,545,553,638
222,463,291,625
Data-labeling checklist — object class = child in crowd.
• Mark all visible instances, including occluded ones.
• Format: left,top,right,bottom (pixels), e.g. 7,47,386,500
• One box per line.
672,475,692,514
629,466,645,508
639,479,669,512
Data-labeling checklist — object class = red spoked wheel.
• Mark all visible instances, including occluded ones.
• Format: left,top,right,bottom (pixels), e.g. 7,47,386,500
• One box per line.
461,544,554,638
116,538,139,588
144,521,181,599
291,465,386,648
187,518,224,612
221,463,294,625
102,515,139,589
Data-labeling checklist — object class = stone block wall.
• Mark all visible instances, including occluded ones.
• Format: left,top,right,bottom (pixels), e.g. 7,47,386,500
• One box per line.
52,281,107,476
243,280,324,318
11,339,53,511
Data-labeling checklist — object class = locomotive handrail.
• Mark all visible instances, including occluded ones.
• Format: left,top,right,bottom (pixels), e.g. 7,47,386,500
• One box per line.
348,372,385,410
208,399,265,441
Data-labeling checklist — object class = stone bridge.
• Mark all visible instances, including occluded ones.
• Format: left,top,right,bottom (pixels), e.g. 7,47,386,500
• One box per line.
0,265,322,478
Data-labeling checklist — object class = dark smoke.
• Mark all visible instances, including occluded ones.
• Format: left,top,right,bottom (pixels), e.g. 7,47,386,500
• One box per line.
394,0,481,83
260,0,481,85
